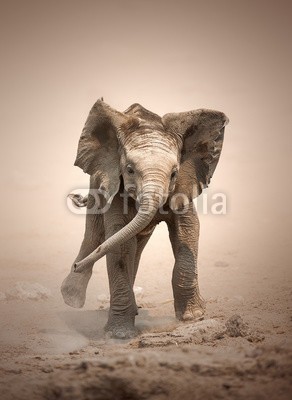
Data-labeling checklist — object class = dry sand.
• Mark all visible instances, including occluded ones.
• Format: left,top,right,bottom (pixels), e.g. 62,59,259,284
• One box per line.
0,218,291,399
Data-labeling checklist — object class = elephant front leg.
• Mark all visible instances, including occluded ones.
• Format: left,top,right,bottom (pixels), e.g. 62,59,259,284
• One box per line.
104,202,138,338
105,248,138,338
61,244,96,309
61,182,104,308
168,205,205,321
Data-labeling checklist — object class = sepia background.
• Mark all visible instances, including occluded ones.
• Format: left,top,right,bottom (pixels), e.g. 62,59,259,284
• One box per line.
0,0,291,397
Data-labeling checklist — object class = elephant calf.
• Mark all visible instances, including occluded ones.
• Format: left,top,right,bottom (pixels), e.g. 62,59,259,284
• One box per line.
61,99,229,338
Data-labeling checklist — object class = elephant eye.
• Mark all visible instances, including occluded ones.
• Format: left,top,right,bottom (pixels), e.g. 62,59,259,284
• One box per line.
171,170,178,180
126,164,135,175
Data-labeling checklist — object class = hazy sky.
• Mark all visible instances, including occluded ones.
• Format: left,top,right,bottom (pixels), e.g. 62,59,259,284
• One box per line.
0,0,291,264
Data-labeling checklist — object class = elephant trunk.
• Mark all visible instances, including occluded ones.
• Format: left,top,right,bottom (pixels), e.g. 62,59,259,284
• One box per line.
74,184,163,273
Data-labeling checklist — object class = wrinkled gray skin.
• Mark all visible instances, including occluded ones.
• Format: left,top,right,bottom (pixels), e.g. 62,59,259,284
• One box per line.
61,99,229,338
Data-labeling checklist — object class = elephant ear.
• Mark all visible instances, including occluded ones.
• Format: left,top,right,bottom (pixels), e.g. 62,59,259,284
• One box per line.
162,109,229,210
74,99,128,202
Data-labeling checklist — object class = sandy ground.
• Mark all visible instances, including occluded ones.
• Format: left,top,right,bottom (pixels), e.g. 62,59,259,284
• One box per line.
0,214,291,400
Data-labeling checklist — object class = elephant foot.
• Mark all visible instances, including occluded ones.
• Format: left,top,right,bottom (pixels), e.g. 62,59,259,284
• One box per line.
61,270,92,308
178,306,205,321
104,315,138,339
174,295,206,322
105,326,139,339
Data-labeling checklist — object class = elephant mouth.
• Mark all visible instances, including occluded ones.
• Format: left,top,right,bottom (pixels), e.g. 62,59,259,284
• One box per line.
124,184,138,201
127,191,137,200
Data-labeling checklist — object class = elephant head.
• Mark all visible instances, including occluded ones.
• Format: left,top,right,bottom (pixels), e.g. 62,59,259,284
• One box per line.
73,99,228,271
